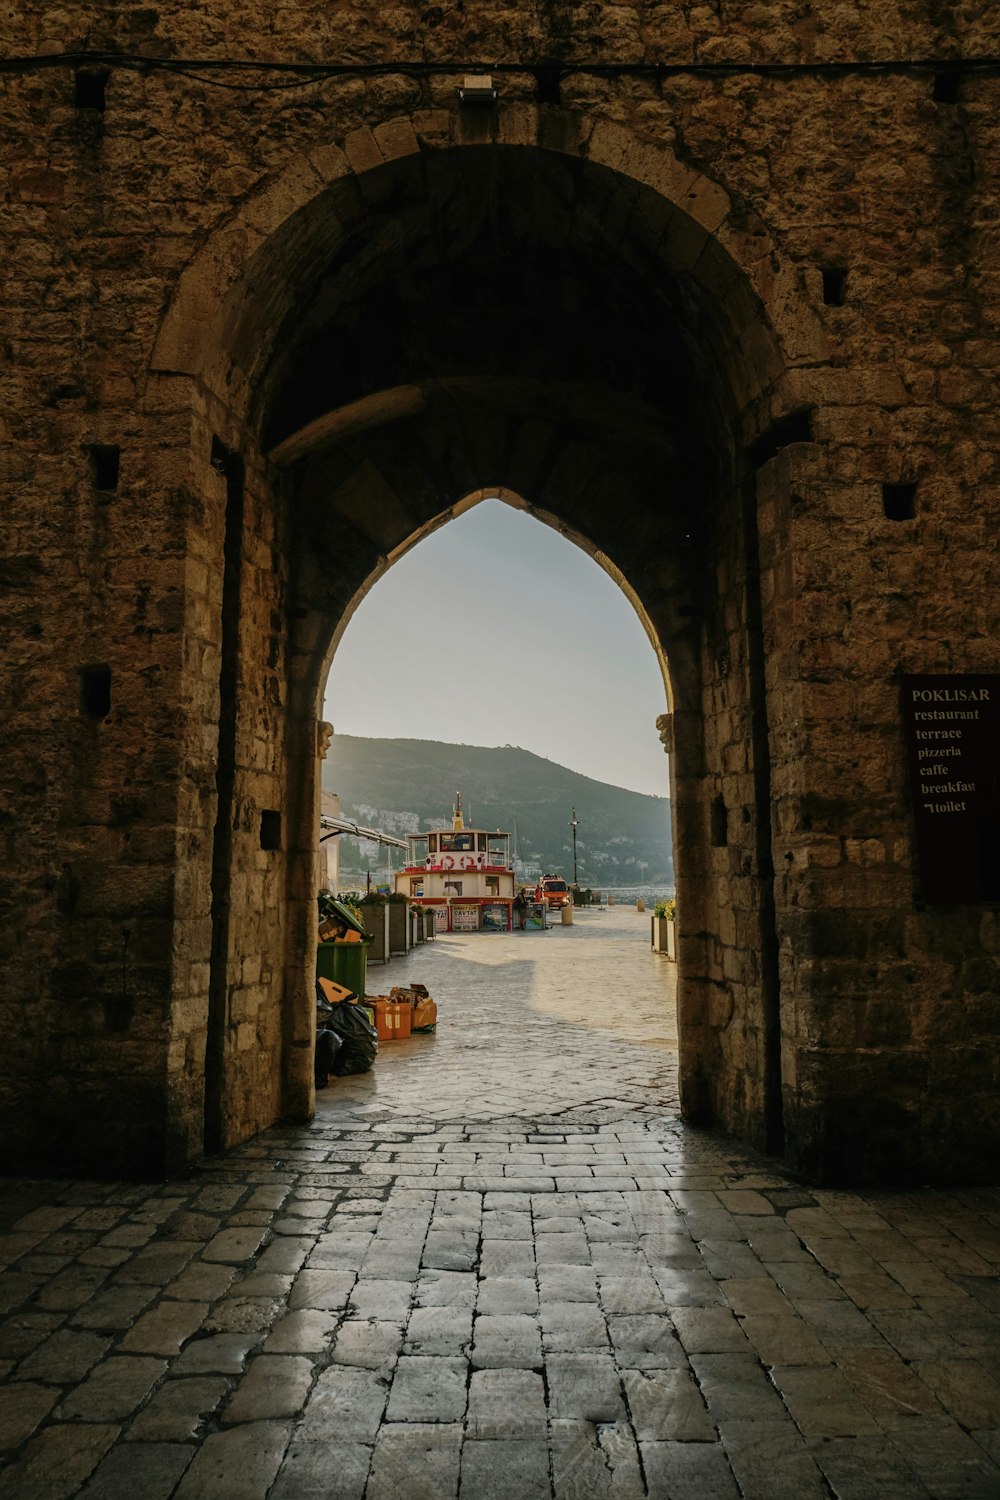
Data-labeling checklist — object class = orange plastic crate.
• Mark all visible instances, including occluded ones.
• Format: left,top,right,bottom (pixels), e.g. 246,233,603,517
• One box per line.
373,999,412,1041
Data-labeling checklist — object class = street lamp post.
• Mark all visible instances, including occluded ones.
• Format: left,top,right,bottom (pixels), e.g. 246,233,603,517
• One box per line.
569,807,579,884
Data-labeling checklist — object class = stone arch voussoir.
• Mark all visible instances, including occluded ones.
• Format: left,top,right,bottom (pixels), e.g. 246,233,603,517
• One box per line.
149,103,828,424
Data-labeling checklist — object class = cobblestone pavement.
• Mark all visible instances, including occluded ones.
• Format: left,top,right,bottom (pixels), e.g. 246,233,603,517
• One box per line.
3,908,1000,1498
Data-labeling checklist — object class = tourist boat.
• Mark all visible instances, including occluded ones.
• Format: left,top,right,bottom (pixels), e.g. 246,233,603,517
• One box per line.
393,794,516,932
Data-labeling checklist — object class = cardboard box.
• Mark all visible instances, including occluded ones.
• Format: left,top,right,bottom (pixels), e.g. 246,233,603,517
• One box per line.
384,985,436,1031
390,983,429,999
411,997,437,1032
319,920,363,942
317,976,356,1005
373,999,412,1041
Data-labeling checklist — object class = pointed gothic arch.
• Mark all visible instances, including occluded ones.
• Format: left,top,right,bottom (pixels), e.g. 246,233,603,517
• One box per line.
143,105,822,1171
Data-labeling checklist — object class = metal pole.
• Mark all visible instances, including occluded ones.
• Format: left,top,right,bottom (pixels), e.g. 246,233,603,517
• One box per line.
570,807,579,884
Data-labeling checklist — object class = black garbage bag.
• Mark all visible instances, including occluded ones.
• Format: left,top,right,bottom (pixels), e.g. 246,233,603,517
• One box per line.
315,981,377,1075
324,1000,378,1075
315,1027,343,1089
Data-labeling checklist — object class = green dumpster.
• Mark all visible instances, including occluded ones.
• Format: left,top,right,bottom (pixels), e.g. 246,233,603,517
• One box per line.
317,898,373,999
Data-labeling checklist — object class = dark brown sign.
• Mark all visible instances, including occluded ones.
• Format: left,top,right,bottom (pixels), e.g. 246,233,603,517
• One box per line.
901,674,1000,903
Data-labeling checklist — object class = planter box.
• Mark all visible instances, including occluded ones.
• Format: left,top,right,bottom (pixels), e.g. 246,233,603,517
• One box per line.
388,899,409,956
362,902,390,965
651,915,677,959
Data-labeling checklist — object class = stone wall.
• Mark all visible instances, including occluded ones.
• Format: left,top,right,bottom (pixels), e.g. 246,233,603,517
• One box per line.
2,0,998,1181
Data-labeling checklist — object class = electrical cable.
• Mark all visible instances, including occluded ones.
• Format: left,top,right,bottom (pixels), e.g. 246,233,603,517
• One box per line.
0,49,997,96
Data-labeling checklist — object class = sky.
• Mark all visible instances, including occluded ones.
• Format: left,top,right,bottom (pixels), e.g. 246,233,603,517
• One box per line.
322,498,671,798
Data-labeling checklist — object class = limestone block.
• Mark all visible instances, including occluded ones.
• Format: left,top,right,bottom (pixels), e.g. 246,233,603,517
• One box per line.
342,126,385,178
372,119,421,162
239,159,326,238
410,109,455,148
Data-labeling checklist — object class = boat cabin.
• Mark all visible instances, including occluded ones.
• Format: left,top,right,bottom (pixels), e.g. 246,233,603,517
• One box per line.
394,795,516,932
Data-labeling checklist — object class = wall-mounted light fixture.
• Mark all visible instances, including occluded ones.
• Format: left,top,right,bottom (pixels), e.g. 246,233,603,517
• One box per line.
458,74,498,107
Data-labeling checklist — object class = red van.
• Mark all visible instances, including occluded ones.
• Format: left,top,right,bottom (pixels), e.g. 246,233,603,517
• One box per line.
538,876,571,909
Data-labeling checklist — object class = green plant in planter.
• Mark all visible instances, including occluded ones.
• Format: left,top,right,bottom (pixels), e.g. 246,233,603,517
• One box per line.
653,897,676,921
319,891,360,923
333,892,366,926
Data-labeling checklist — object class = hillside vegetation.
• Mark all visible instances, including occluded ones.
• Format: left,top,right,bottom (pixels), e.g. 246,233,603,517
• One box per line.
322,736,673,885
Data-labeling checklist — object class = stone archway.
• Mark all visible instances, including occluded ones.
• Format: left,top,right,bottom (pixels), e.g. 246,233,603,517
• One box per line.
4,9,998,1194
145,108,818,1176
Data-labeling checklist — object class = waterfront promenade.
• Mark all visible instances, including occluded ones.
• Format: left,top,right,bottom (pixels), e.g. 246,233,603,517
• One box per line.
2,907,1000,1498
321,902,680,1124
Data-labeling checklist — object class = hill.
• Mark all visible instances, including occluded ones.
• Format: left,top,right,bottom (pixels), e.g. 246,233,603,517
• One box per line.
322,736,673,886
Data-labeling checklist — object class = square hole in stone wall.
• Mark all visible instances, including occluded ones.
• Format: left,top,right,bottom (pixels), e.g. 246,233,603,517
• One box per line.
821,267,847,306
882,482,918,521
81,665,112,720
535,65,562,104
710,794,728,848
75,67,109,111
933,71,961,104
87,444,120,491
260,810,282,851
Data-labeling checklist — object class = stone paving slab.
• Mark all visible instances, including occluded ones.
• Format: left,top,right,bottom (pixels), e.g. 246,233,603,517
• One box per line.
77,1440,194,1500
1,909,1000,1495
125,1375,230,1443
